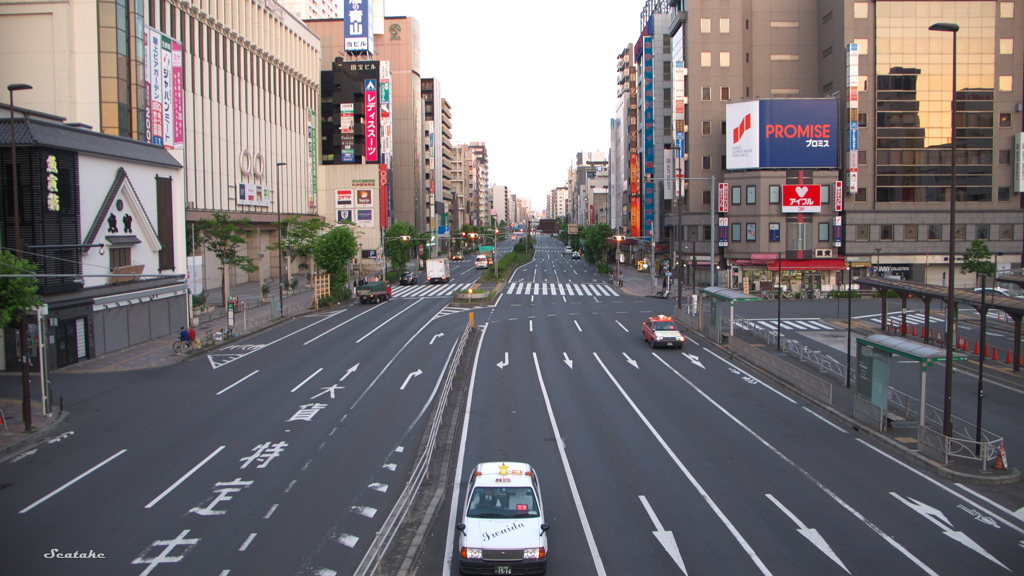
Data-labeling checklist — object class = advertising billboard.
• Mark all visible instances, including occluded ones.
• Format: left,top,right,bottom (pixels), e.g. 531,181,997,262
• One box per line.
343,0,374,53
782,184,822,213
364,79,379,163
144,26,183,150
727,100,838,170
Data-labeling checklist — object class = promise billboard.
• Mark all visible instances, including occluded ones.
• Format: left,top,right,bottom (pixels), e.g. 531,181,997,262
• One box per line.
727,99,838,170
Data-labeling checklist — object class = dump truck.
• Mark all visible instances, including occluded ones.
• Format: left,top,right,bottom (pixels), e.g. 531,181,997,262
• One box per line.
357,281,391,304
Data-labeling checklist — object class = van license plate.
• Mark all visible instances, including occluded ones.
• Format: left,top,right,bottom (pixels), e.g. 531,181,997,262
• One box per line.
493,567,512,575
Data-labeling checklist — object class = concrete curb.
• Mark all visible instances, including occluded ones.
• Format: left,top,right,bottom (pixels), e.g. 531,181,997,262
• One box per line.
0,410,70,463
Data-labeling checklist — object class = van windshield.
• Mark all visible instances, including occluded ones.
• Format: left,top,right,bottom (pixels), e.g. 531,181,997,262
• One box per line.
467,487,539,519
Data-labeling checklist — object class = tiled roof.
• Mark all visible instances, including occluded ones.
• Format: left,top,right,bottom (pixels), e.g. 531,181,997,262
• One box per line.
0,118,181,168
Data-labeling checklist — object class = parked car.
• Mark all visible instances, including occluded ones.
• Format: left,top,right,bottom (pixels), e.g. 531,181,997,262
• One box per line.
974,287,1018,298
400,271,418,285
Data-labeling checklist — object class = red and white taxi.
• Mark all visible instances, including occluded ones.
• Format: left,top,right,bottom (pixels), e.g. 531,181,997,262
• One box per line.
642,315,686,349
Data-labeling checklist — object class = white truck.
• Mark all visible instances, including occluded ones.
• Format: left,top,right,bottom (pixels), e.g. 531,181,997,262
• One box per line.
426,257,451,284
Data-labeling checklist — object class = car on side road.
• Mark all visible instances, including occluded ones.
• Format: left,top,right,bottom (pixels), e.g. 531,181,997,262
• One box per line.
571,251,580,260
457,462,548,575
452,253,465,261
399,271,417,285
642,315,685,348
475,254,489,269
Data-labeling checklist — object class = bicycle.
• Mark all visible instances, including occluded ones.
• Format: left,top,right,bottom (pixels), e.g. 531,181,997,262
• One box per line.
760,290,775,300
172,339,194,355
782,289,797,300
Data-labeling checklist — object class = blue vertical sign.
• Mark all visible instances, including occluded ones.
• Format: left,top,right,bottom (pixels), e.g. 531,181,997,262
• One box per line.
643,37,655,238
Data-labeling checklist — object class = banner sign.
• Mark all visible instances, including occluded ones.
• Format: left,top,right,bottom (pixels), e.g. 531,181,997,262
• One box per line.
364,79,379,163
727,99,838,169
718,182,729,213
344,0,374,52
834,181,843,212
782,184,822,213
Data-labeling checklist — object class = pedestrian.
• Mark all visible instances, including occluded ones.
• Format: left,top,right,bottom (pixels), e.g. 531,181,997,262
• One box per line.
179,326,190,342
188,326,197,342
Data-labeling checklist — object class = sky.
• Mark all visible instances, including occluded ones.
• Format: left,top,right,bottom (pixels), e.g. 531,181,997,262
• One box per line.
382,0,645,213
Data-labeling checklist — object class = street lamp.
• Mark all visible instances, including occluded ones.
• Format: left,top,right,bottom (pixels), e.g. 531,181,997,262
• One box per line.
8,83,35,431
929,21,959,438
276,162,286,312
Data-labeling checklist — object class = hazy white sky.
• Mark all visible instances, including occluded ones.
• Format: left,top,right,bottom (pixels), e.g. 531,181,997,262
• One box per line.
382,0,643,212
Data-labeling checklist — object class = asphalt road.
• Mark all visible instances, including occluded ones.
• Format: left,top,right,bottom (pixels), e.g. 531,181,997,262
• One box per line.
3,234,1023,576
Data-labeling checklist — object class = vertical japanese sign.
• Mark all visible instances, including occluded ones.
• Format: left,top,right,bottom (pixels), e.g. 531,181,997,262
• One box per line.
364,80,379,163
309,109,318,208
834,181,843,212
144,25,183,150
718,182,729,213
642,37,655,238
718,217,729,247
846,44,860,193
344,0,374,53
833,216,843,247
380,61,392,159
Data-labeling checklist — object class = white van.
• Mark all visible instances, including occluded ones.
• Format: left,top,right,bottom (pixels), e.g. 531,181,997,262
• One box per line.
474,254,489,269
457,462,548,575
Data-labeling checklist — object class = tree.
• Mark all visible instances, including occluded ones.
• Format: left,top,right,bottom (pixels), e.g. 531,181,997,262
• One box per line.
961,239,995,285
268,215,330,287
582,223,613,265
194,213,259,309
0,251,43,431
384,222,418,278
312,225,358,302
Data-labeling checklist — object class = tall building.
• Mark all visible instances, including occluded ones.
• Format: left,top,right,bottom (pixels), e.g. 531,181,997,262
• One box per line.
422,78,454,245
468,142,490,226
633,0,1024,292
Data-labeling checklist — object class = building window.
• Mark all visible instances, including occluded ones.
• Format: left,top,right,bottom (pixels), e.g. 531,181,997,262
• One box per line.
702,121,711,135
999,76,1013,91
858,150,867,165
770,21,799,28
821,184,830,204
1000,1,1014,18
700,18,711,33
109,247,131,270
880,225,894,241
771,55,800,61
928,224,942,240
746,223,756,241
701,52,712,67
855,188,867,202
721,121,727,135
701,86,711,101
998,150,1012,164
720,86,731,101
823,47,833,58
720,52,731,67
823,11,833,23
1000,224,1014,240
954,224,966,241
854,39,869,55
769,185,781,204
702,156,711,170
720,18,730,33
818,222,829,242
732,186,742,204
999,38,1013,55
976,224,990,240
858,112,868,127
732,222,742,242
999,186,1010,201
904,225,917,241
746,185,756,204
1000,113,1012,127
703,190,712,205
856,225,870,241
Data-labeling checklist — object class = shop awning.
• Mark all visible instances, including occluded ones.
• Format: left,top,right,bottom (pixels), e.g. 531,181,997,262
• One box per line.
767,258,848,271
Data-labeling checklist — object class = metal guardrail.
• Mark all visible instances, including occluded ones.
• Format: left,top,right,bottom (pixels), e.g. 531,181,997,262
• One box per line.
730,315,847,380
887,387,1003,470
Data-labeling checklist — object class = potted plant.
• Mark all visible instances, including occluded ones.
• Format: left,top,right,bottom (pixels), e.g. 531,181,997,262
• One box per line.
260,283,271,303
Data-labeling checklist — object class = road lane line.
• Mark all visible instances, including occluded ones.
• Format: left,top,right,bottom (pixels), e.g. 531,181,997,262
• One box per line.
216,370,259,395
239,533,257,551
301,306,378,345
291,367,324,392
21,449,127,514
650,355,939,575
534,353,607,575
704,350,796,403
355,301,420,343
802,407,848,433
145,446,225,509
593,354,770,574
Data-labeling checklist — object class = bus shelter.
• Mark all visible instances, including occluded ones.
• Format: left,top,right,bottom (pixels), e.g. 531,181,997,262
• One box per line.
700,286,762,344
854,334,967,432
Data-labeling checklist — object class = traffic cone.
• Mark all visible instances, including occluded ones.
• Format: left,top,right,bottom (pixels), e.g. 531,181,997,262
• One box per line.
993,444,1008,471
0,409,5,429
992,347,999,361
1008,350,1014,364
911,325,917,336
974,341,981,355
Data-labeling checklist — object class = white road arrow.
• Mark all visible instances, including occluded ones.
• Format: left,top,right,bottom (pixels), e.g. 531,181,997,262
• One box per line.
615,320,630,332
430,332,445,345
10,449,38,463
400,369,423,390
767,494,849,574
47,431,75,443
892,493,1009,571
623,352,639,369
639,495,686,574
497,353,509,369
682,353,705,369
340,364,359,381
563,353,573,369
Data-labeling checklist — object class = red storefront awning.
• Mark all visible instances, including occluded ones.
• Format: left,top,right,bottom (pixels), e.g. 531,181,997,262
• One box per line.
767,258,848,271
